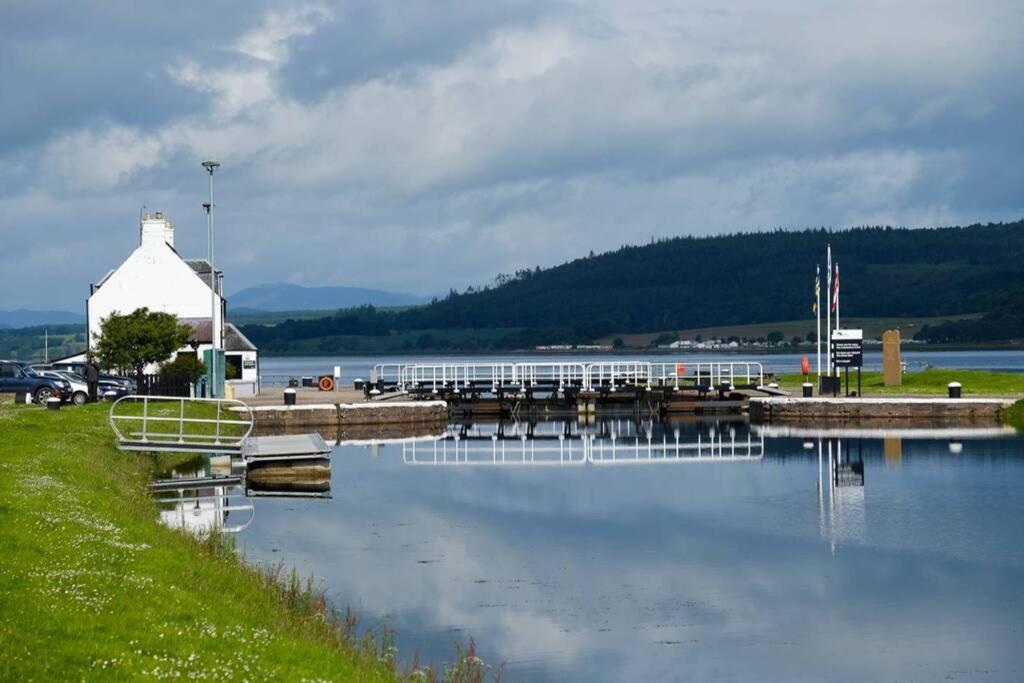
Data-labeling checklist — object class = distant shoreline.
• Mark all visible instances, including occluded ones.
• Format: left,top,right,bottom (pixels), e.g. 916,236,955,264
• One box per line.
257,343,1024,358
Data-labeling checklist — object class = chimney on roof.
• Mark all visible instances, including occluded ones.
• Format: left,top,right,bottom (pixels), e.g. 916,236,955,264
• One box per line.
140,211,174,248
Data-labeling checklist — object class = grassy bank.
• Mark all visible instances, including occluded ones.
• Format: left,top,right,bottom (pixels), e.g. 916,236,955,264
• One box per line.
774,368,1024,397
0,404,486,681
1005,400,1024,431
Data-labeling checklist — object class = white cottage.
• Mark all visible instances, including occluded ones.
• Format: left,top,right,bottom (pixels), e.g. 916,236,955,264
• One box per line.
70,212,259,396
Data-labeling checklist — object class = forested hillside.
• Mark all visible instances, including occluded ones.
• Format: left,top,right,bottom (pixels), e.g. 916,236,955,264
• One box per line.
243,222,1024,352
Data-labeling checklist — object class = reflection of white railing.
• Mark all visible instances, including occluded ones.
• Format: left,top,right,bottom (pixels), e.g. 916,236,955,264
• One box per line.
400,421,764,466
372,360,766,393
155,481,255,534
589,427,763,464
109,395,254,454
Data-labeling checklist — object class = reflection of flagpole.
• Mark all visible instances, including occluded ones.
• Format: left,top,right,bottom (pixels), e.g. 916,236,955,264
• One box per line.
827,439,835,554
817,438,824,535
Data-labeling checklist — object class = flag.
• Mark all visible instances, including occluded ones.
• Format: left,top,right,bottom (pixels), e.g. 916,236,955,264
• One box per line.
831,263,840,312
813,265,820,314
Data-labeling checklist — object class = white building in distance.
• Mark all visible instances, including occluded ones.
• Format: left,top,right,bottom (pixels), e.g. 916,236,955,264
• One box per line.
70,211,259,395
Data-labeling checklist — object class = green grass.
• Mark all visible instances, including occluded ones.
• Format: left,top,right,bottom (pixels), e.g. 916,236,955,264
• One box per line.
774,368,1024,397
1005,400,1024,431
0,403,491,681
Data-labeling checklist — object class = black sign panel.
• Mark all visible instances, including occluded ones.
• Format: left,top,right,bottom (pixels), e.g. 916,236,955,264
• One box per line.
831,340,863,368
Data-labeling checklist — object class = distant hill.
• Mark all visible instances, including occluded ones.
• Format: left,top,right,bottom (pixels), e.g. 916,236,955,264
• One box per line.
0,309,85,329
229,283,428,312
242,221,1024,352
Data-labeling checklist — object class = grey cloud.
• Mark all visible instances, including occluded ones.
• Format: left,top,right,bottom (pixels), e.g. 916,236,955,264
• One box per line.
2,0,1023,309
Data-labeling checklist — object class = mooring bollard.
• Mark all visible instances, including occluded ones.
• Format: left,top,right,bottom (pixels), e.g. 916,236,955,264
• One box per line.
948,381,962,399
46,397,61,410
802,382,813,398
284,388,297,406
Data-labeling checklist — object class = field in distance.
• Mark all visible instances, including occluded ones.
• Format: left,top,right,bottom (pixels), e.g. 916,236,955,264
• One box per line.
601,314,984,347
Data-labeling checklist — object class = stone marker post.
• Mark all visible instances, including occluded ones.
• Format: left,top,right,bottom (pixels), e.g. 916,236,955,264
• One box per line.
883,329,902,386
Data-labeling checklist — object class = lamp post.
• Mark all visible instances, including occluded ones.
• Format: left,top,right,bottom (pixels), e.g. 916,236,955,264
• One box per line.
201,160,220,397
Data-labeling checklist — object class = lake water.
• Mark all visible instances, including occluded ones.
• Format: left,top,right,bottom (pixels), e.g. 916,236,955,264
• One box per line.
225,419,1024,682
260,350,1024,384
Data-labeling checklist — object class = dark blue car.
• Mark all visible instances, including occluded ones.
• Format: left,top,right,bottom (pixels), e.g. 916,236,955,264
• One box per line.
0,360,72,403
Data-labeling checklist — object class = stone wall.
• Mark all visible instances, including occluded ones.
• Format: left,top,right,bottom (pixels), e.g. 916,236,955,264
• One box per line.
750,397,1012,425
246,400,448,433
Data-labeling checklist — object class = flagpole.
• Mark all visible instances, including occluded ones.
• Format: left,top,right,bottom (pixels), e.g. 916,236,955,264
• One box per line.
835,262,840,332
826,245,832,376
816,265,821,378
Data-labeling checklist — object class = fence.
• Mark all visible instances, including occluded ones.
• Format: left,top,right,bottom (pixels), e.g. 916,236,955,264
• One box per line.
136,374,194,397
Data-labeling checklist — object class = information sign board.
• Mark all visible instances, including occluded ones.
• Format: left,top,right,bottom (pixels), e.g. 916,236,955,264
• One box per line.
831,329,863,368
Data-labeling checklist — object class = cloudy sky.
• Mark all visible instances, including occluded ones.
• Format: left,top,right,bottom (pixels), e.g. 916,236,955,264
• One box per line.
2,1,1022,311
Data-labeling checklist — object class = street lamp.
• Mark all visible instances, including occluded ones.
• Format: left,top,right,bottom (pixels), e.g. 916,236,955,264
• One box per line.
201,160,220,397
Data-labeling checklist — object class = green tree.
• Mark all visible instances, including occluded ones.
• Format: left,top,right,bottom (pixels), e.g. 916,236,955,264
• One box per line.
767,330,785,345
612,337,626,349
159,354,207,383
94,308,192,381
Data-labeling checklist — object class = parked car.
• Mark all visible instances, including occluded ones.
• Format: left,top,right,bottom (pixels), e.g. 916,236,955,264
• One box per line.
35,362,137,394
0,361,72,403
34,369,90,406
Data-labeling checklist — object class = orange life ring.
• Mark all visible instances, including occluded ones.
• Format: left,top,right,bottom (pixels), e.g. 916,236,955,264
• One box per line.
318,375,335,392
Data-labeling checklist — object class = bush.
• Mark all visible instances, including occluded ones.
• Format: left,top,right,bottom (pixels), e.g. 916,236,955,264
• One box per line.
160,354,206,382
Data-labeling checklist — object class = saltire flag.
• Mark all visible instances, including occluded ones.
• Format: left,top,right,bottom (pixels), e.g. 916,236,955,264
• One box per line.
813,265,820,314
831,263,840,312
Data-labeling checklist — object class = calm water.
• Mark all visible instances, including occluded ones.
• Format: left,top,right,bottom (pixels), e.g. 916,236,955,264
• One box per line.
226,420,1024,682
260,350,1024,384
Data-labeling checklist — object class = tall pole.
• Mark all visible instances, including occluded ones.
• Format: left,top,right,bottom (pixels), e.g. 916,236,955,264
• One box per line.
834,262,840,333
815,264,821,379
826,244,832,376
202,161,221,397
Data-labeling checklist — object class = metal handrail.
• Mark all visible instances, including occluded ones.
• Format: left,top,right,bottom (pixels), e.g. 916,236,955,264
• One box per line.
109,395,254,450
379,359,766,394
650,361,765,389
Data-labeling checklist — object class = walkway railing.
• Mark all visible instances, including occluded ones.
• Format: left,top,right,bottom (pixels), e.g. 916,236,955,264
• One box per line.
109,395,254,454
369,359,766,393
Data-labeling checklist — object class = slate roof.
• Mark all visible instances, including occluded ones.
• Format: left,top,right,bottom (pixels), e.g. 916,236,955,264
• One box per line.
184,259,224,295
178,319,257,352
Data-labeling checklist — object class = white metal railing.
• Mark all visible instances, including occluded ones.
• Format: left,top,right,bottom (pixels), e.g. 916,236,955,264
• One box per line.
398,362,518,393
367,359,767,394
585,361,653,391
650,361,765,390
514,362,588,391
109,395,254,453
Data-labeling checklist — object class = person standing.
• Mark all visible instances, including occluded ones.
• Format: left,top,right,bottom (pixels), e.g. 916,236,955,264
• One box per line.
83,355,100,402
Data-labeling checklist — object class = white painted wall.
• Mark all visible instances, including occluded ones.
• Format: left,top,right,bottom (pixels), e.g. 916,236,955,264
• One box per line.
88,217,222,349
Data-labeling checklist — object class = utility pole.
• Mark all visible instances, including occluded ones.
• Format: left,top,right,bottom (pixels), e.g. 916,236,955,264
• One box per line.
202,161,221,397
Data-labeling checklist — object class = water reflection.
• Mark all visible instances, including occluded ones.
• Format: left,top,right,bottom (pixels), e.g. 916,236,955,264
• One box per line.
153,473,255,535
152,458,332,536
155,418,1024,681
402,418,764,466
